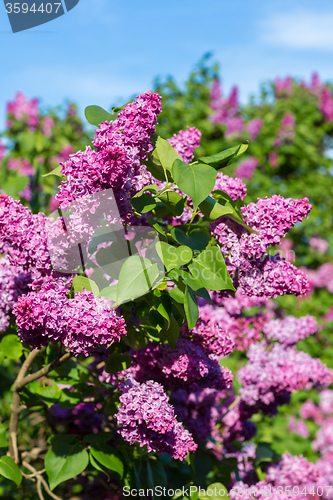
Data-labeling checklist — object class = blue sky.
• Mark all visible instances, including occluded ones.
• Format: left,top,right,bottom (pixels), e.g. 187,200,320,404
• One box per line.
1,0,333,129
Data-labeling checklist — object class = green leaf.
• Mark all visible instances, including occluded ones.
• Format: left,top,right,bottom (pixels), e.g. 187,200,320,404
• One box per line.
198,482,228,499
158,191,185,216
161,315,180,349
99,285,118,302
72,276,99,296
133,184,159,198
189,246,235,291
211,190,256,233
0,334,23,360
117,256,161,304
89,452,110,479
172,159,217,210
131,193,156,213
84,105,115,126
1,175,30,198
170,227,210,251
168,287,185,303
105,353,132,374
0,421,8,448
184,286,199,329
42,165,63,178
153,136,182,173
0,456,22,487
45,435,89,491
144,155,168,182
199,196,233,221
199,142,249,169
27,382,61,407
90,443,123,478
156,241,192,271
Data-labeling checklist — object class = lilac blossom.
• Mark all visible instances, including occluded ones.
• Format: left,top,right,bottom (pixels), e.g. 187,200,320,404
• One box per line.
7,92,39,131
238,342,333,415
0,256,31,332
115,379,197,460
14,284,127,356
167,126,202,163
309,236,328,254
264,315,317,346
235,157,259,179
213,172,247,201
247,118,263,141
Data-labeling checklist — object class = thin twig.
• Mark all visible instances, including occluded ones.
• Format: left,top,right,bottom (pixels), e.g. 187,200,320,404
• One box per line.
22,461,63,500
9,350,73,462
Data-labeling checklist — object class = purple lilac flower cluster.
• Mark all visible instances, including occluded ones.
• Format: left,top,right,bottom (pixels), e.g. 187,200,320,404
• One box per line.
167,126,202,164
264,315,317,346
115,379,197,460
235,157,259,180
0,256,31,332
0,194,51,278
6,92,39,131
238,342,333,415
182,318,234,357
213,172,247,201
13,284,127,356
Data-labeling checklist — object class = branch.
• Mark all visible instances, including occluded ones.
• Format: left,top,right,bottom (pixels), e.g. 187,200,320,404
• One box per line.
22,461,63,500
9,349,73,462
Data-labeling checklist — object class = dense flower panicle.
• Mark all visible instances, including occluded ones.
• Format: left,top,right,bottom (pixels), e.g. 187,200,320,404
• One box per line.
199,303,267,352
0,256,31,332
302,263,333,293
172,387,222,442
14,285,127,356
240,195,312,259
225,116,244,138
7,92,39,130
299,400,324,425
265,452,322,486
274,76,293,98
238,343,333,414
115,379,197,460
247,118,263,141
235,157,259,179
319,87,333,122
309,236,328,254
92,91,161,190
274,112,295,146
212,288,269,315
213,172,247,201
319,390,333,415
7,157,34,176
56,146,132,207
313,418,333,456
264,315,317,346
0,195,51,276
167,126,202,164
238,255,310,299
128,339,233,391
0,139,5,160
184,318,234,357
288,417,310,438
269,151,279,168
42,116,54,137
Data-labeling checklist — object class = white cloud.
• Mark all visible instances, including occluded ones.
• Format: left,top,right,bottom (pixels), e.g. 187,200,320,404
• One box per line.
260,10,333,50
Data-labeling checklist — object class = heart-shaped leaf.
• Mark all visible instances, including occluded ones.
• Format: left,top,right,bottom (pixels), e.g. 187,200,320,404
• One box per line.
189,246,235,291
117,256,161,304
45,435,89,491
131,193,156,214
170,227,210,251
156,241,192,271
172,159,217,210
158,191,185,216
199,196,233,220
85,105,116,127
0,456,22,487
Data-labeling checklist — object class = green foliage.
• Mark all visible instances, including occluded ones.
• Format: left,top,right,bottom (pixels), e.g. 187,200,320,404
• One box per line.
0,457,22,487
84,105,115,126
45,435,89,490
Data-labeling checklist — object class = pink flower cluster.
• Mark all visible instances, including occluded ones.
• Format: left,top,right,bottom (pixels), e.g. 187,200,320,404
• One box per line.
7,157,34,176
115,379,197,460
167,126,202,164
0,194,51,278
264,315,317,346
302,263,333,294
274,112,295,146
235,157,259,180
0,256,31,332
14,284,127,356
7,92,39,131
273,77,293,98
238,342,333,414
183,318,234,357
213,172,247,201
209,79,245,138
